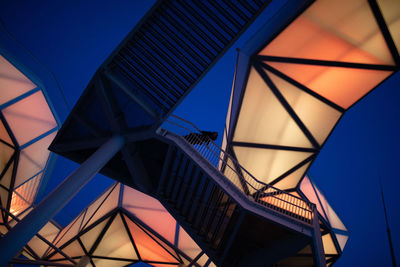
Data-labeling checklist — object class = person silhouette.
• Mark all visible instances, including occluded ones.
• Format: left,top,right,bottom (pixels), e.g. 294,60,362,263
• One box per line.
184,131,218,145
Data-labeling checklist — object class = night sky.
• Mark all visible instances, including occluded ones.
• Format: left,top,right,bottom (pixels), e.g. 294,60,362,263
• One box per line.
0,1,399,266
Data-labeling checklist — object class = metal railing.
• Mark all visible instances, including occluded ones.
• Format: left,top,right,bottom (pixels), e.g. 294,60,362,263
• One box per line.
161,115,315,225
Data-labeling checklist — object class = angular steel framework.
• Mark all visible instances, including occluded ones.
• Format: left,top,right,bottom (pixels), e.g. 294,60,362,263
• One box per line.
0,53,74,266
298,176,348,266
224,0,400,193
221,0,399,265
0,53,58,228
38,183,216,267
1,0,398,266
46,0,326,265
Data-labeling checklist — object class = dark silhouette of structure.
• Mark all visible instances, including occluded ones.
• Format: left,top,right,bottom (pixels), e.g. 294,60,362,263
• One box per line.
0,0,399,266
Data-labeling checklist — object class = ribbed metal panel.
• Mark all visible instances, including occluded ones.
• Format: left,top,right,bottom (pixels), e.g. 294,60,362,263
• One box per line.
108,0,269,116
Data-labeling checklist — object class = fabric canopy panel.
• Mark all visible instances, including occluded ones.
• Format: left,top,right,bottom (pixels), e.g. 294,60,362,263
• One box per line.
230,65,325,191
122,186,178,247
25,221,61,259
220,0,399,264
264,69,342,145
299,176,349,255
233,145,313,186
259,0,394,65
265,61,392,109
3,90,57,146
43,183,215,267
0,53,58,225
378,0,400,52
272,161,311,190
234,67,313,148
322,233,338,255
92,214,139,259
0,120,12,145
258,0,398,109
0,55,36,106
14,132,55,188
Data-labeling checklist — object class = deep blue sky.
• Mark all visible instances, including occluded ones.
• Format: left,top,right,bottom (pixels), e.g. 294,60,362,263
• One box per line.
0,1,399,266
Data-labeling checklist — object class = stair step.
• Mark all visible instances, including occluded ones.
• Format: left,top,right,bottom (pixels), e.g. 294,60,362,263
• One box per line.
187,174,209,224
165,149,183,197
193,180,215,231
175,162,197,210
170,157,193,203
181,168,203,217
157,145,175,195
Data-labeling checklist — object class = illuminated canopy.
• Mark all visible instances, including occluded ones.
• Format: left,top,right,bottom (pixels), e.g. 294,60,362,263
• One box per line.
299,176,349,264
40,183,215,267
222,0,399,265
0,54,58,223
224,0,400,192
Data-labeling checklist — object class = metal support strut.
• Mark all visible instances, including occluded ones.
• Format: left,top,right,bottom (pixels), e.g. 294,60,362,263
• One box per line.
0,135,125,266
312,212,326,267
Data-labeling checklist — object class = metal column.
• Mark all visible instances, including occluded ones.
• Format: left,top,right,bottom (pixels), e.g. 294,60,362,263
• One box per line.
0,135,125,266
312,212,326,267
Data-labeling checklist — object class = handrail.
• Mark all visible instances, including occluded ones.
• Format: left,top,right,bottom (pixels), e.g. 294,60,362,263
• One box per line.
162,115,315,224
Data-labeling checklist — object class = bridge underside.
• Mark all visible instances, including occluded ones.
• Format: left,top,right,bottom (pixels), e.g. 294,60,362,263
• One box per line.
49,0,324,266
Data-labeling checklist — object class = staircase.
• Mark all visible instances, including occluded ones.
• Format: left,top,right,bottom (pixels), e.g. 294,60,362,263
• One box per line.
147,116,323,266
158,146,239,256
103,0,272,122
48,0,326,264
50,0,274,175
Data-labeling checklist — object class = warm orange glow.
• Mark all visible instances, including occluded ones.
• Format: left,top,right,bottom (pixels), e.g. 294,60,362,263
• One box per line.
0,143,14,183
3,90,57,146
260,0,394,65
322,233,338,255
151,264,180,267
124,214,178,263
261,193,312,220
266,61,392,108
53,212,85,247
10,191,30,217
0,121,12,145
14,173,42,206
27,221,60,258
81,183,120,230
80,218,110,252
123,186,178,244
265,69,342,145
15,132,55,188
300,176,327,220
178,226,203,259
233,145,313,185
377,0,400,52
0,55,36,106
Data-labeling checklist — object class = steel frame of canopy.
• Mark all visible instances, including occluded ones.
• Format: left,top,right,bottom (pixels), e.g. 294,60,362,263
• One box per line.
296,192,344,266
0,0,274,265
221,0,399,265
44,209,193,266
224,0,400,194
38,182,214,267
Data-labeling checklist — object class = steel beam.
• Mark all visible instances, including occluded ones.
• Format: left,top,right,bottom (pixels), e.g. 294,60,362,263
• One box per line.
0,135,125,265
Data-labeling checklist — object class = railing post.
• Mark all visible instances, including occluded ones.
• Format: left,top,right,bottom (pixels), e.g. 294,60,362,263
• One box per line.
0,135,125,265
162,125,315,223
311,208,326,267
